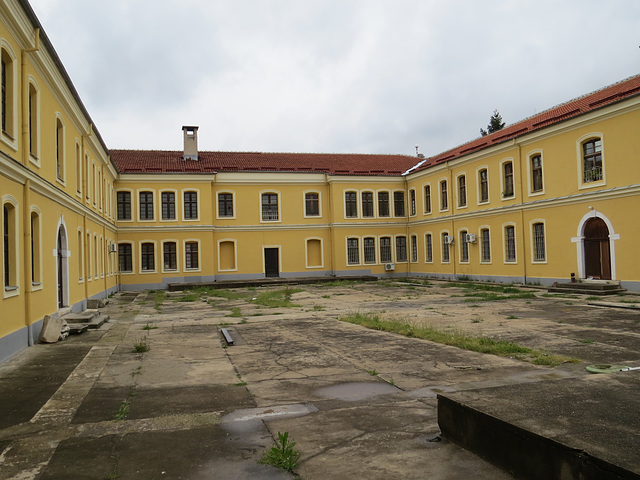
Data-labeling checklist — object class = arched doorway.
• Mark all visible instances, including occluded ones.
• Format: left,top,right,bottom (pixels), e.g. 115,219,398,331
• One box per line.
583,217,611,280
56,225,68,308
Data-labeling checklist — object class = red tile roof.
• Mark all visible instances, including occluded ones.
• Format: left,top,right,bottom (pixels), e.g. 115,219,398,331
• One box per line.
110,150,419,176
111,74,640,176
412,74,640,172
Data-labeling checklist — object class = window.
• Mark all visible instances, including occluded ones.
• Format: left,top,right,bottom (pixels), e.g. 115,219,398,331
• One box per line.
76,143,81,194
262,193,279,221
441,232,450,263
531,155,543,192
305,193,319,216
118,243,132,273
185,241,199,269
395,236,407,262
460,230,469,263
364,237,376,263
583,139,602,183
425,234,433,262
30,211,41,285
479,169,489,203
424,185,431,213
378,192,390,217
28,83,38,159
533,223,546,262
503,161,514,197
3,203,17,289
141,243,155,271
345,191,357,218
77,230,83,280
380,237,392,263
161,192,175,220
218,193,234,217
117,192,131,220
440,180,448,210
56,117,64,180
1,49,15,138
481,228,491,262
410,190,416,216
411,235,418,262
457,175,467,207
347,238,359,264
362,192,374,217
184,191,198,219
163,242,177,270
139,191,154,220
393,192,405,217
505,225,516,262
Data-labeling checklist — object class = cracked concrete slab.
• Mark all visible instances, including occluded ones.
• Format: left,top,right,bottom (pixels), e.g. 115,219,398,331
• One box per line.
1,281,639,479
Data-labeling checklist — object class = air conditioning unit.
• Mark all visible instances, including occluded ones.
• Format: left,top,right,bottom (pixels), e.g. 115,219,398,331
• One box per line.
109,243,117,253
444,235,455,245
466,233,477,244
384,263,395,271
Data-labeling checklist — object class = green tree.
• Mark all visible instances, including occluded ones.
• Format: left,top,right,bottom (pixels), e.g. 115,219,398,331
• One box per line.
480,110,505,136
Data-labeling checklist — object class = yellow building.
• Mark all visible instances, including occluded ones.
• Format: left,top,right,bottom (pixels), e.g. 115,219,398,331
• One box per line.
1,0,639,361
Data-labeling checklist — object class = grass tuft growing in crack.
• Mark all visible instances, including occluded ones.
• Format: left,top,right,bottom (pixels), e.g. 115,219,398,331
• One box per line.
339,312,578,367
259,431,301,473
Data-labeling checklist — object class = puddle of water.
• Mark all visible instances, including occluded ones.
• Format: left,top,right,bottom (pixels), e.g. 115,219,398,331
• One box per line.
221,404,318,433
315,382,399,402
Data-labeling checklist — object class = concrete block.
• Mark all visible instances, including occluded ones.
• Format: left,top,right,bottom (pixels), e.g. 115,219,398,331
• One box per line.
39,315,63,344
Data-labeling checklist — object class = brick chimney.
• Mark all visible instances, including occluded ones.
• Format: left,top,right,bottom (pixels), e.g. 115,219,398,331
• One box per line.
182,126,198,161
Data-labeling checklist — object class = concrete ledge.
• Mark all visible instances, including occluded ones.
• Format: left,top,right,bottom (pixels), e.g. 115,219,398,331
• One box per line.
438,375,640,480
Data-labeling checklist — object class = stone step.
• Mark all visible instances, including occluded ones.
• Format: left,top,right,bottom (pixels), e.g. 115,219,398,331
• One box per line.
547,282,625,295
61,311,110,332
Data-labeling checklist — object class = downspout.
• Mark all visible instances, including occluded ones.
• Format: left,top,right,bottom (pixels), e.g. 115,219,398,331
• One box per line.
326,174,335,276
404,174,410,277
23,179,33,344
81,127,91,303
21,29,40,166
515,141,527,285
448,162,456,279
211,179,216,282
21,30,39,344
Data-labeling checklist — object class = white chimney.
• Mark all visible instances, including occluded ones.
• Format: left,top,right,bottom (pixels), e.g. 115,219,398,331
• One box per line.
182,126,199,161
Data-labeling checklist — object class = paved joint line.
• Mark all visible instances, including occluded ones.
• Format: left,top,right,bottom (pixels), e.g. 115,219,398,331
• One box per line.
30,345,117,425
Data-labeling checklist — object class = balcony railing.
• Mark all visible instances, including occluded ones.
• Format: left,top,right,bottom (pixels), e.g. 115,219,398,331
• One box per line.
262,208,278,221
584,166,603,183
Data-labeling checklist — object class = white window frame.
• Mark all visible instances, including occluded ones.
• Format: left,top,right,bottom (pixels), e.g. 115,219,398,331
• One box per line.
161,239,179,273
181,188,200,221
530,219,548,264
217,239,238,272
260,190,281,223
502,223,517,264
527,150,545,197
139,240,158,274
500,158,515,200
303,190,322,218
455,173,467,209
216,190,236,220
159,189,178,222
476,166,490,205
577,133,606,190
183,239,201,272
304,237,324,269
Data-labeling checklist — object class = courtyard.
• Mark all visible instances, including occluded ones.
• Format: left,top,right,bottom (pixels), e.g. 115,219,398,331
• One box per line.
1,279,639,479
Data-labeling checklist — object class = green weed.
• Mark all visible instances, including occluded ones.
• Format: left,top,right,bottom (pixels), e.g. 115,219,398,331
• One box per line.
226,307,242,317
177,293,200,302
142,322,157,330
367,369,378,376
259,431,301,473
339,312,578,367
252,288,302,308
115,401,130,421
132,339,149,353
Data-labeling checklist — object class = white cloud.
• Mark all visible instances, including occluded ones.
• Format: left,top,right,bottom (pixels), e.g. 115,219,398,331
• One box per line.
29,0,640,156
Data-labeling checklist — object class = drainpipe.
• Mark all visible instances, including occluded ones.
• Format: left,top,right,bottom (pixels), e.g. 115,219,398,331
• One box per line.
23,179,33,344
404,175,410,277
211,179,216,282
21,29,40,166
515,141,527,285
326,174,335,276
81,127,91,304
448,163,456,279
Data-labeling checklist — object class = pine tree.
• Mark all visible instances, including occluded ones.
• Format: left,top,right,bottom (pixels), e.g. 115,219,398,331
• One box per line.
480,110,505,136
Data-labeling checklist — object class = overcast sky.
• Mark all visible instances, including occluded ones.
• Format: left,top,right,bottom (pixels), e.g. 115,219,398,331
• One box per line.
28,0,640,157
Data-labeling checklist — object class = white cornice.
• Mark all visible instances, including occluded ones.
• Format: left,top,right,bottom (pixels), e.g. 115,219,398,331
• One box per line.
407,183,640,226
117,174,215,183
